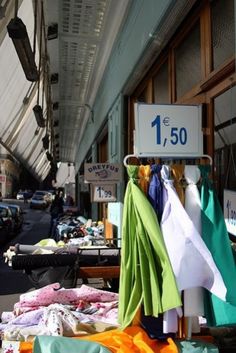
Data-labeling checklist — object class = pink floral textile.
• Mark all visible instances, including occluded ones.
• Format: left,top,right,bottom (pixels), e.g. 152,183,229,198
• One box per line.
14,283,119,309
1,285,119,341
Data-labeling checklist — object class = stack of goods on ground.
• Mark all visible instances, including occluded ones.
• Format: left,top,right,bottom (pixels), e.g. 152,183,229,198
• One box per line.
55,216,105,246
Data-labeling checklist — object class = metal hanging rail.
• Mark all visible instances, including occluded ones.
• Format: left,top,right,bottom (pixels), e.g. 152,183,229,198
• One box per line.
123,153,213,168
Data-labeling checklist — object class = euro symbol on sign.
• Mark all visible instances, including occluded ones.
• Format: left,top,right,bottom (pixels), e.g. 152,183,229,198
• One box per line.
163,117,170,126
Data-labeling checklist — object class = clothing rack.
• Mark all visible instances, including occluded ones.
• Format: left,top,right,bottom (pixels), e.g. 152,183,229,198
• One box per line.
122,153,213,340
8,244,121,287
123,153,213,167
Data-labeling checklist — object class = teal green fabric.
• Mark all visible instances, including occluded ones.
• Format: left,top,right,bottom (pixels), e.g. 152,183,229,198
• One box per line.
199,165,236,326
33,335,111,353
175,339,219,353
118,165,182,328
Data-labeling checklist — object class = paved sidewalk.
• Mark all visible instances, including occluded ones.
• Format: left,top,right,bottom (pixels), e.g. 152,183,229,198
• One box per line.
0,206,51,314
0,292,23,313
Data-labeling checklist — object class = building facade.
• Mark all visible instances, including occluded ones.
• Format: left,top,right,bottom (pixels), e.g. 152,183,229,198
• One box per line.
74,0,235,235
0,145,20,198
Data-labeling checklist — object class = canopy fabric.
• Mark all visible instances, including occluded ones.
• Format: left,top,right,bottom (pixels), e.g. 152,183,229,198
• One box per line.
0,0,50,181
118,165,181,329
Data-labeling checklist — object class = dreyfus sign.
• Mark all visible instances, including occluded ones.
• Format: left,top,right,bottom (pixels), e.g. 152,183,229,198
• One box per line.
224,189,236,236
84,163,122,183
134,103,203,157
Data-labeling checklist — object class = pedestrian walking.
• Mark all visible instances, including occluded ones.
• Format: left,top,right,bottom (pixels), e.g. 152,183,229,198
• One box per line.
23,191,28,204
49,190,64,240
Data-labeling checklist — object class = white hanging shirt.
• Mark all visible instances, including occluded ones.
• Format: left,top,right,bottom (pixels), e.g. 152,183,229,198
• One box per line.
160,165,226,299
161,166,182,334
184,165,204,317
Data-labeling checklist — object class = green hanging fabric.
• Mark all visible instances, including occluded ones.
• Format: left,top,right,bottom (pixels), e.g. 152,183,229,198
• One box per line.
118,165,181,329
199,165,236,326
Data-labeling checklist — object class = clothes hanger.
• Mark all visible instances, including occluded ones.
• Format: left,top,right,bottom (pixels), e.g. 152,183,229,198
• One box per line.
123,154,213,168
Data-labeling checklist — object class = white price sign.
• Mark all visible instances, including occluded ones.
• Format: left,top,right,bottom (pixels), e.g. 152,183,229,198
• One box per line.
91,184,116,202
224,189,236,236
134,103,203,157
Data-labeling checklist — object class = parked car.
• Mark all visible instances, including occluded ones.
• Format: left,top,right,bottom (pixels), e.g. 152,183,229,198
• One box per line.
0,217,9,246
5,204,24,232
0,204,14,234
16,190,33,201
16,191,25,200
30,192,48,210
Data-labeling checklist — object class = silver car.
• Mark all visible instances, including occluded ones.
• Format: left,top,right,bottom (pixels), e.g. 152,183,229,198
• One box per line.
30,192,48,210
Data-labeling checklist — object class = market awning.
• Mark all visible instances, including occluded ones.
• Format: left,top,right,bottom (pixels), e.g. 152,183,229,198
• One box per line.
0,0,50,181
0,0,130,181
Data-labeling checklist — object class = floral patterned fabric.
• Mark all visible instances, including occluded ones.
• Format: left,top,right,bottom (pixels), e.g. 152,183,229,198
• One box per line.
0,284,119,341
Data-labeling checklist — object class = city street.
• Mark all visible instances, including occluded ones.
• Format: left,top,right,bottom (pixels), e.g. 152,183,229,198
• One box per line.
0,200,51,314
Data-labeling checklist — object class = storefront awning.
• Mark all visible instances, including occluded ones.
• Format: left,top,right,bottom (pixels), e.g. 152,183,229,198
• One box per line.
0,0,131,181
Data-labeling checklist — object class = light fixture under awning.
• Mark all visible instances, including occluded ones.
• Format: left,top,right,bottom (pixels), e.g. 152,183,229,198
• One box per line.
7,17,38,82
33,104,45,127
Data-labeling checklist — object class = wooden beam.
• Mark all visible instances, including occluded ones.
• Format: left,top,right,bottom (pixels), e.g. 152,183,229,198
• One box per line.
78,266,120,279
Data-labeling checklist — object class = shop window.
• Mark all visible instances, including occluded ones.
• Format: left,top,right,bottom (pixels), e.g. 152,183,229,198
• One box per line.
214,86,236,150
175,21,201,99
137,87,149,103
153,61,169,103
109,106,119,159
98,132,108,163
214,85,236,202
211,0,235,70
97,132,108,221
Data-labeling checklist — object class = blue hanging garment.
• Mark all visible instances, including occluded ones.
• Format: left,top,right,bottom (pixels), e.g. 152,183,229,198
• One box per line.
148,164,163,220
